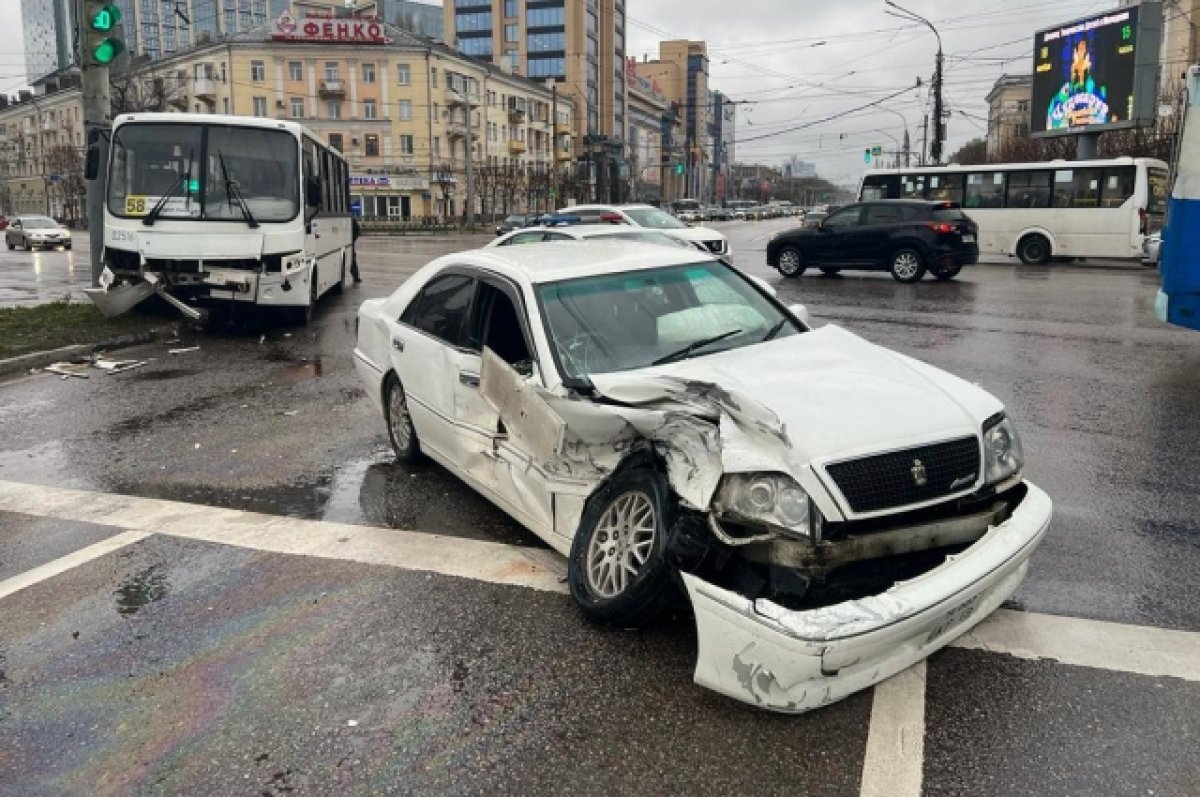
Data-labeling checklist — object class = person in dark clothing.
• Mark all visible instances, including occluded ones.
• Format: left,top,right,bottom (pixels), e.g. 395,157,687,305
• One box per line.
350,215,363,283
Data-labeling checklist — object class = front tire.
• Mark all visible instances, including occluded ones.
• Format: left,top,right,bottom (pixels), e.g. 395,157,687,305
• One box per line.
384,374,421,462
568,467,676,628
890,248,926,283
777,246,806,277
1017,234,1052,266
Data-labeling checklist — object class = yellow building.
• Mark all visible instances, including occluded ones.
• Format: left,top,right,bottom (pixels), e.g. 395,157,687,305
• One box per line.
0,75,86,222
636,41,711,202
130,13,575,220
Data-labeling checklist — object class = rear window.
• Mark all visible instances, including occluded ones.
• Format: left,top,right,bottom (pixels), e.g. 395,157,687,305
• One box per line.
931,207,967,221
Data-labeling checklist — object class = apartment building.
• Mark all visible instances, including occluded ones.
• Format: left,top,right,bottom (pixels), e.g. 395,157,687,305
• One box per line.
0,75,86,221
635,40,712,201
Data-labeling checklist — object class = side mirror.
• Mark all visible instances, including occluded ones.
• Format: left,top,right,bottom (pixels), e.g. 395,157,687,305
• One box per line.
305,175,322,208
789,303,813,327
85,145,101,181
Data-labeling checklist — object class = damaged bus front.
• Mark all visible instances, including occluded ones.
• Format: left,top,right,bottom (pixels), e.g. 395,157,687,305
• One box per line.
86,113,352,323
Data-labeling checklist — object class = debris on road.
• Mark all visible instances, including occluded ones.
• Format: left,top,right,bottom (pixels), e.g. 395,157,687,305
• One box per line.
43,355,153,378
168,346,201,355
44,362,91,379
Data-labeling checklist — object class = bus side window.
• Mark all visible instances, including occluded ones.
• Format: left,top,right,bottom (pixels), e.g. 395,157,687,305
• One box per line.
1101,167,1135,208
965,173,1005,208
929,174,964,205
900,174,926,199
1007,171,1052,208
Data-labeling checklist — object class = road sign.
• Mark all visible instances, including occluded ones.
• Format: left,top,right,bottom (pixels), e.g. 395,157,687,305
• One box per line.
871,146,883,156
350,198,362,216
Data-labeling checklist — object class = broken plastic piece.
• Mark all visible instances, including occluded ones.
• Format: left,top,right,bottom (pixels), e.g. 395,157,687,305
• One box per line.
168,346,200,355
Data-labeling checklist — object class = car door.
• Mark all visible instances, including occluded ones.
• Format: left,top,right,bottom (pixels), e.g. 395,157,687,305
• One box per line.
454,275,556,536
389,271,477,466
810,205,863,263
854,203,905,265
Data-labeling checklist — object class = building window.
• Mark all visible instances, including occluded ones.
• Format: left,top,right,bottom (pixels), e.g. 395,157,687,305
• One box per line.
364,100,377,120
365,134,379,156
455,11,492,33
328,100,342,119
252,96,267,116
527,57,566,79
432,137,440,157
459,38,493,57
289,61,302,81
362,62,376,83
325,62,340,81
290,97,304,118
398,100,412,121
329,133,343,151
250,61,265,82
505,24,519,43
222,97,229,114
397,63,411,85
399,134,414,155
527,7,565,26
504,0,517,16
431,67,437,88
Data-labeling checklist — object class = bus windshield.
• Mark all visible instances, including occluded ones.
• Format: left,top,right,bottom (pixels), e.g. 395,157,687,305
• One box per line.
108,123,300,223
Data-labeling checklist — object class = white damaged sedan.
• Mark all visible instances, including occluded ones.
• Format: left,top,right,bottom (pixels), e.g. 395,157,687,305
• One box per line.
353,242,1052,713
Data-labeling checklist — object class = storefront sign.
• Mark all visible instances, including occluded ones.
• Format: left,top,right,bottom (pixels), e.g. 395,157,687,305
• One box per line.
271,10,391,44
350,175,429,190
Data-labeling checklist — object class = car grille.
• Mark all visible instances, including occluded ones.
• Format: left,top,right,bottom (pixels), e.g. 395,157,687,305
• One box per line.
825,437,981,514
703,239,727,255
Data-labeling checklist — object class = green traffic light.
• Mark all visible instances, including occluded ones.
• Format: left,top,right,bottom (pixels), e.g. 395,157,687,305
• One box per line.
90,4,120,31
93,38,122,64
674,164,684,175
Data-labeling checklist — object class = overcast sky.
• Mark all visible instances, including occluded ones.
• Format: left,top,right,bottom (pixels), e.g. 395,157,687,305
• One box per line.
1,0,1117,185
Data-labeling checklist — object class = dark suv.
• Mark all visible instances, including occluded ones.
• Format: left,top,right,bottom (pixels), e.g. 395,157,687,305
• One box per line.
767,200,979,283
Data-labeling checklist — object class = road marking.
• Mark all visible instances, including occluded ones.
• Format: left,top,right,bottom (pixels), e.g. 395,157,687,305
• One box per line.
859,660,926,797
0,480,567,595
956,608,1200,683
1,480,1198,685
0,529,152,600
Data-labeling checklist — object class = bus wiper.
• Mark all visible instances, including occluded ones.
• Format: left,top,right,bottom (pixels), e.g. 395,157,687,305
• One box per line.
143,150,193,227
217,150,259,229
651,328,743,366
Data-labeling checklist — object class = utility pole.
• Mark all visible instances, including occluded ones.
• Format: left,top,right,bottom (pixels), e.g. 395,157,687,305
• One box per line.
886,1,944,164
903,127,911,167
921,113,929,166
451,86,475,228
80,0,123,285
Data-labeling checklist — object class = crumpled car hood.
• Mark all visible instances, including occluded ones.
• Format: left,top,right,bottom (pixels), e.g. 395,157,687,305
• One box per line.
593,324,1001,472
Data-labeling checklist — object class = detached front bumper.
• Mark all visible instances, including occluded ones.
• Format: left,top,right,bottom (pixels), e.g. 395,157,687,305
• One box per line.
683,482,1052,713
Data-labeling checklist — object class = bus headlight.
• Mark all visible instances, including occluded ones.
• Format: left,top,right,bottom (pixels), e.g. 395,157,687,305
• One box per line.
715,473,811,537
983,415,1024,485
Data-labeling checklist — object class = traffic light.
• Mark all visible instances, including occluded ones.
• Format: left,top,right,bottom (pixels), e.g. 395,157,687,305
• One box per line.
674,163,684,175
864,148,872,164
83,0,124,66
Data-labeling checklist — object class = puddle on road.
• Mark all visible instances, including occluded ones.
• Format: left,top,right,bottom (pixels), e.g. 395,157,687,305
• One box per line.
114,564,169,616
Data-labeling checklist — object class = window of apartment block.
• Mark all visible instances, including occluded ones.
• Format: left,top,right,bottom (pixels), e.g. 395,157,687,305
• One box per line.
251,61,265,81
222,98,230,114
252,96,267,116
290,98,304,118
432,137,440,157
325,62,340,81
329,133,343,151
399,134,414,155
328,100,342,119
505,24,519,43
505,0,517,16
289,61,302,81
398,100,412,121
362,63,376,83
365,134,379,156
397,63,411,85
364,100,377,120
431,67,438,88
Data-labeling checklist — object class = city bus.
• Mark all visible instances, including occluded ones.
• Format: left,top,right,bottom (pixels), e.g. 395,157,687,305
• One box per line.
88,113,352,323
858,158,1169,264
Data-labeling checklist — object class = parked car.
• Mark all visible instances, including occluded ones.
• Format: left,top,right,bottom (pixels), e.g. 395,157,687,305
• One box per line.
706,206,731,222
353,241,1051,713
488,223,700,251
558,203,730,255
5,215,72,251
768,200,978,282
495,214,535,236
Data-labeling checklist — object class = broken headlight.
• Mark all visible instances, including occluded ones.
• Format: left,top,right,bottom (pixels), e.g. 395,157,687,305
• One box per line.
983,415,1024,485
715,473,811,537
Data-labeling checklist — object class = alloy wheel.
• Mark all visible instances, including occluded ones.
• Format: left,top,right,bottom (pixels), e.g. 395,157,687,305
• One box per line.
586,491,657,598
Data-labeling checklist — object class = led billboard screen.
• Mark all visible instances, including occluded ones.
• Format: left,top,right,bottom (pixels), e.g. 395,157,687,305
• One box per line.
1031,4,1162,137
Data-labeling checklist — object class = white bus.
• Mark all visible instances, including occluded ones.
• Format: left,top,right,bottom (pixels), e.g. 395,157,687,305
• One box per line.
89,113,353,323
858,157,1169,264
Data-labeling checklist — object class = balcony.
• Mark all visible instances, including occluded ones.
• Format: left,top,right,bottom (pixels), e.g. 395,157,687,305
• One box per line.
508,140,527,155
445,87,478,106
41,117,56,132
193,76,217,100
446,123,468,139
508,108,526,124
554,122,571,136
319,79,346,97
555,147,572,162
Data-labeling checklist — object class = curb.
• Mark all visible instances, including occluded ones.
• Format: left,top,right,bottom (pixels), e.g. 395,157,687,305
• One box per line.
0,328,171,378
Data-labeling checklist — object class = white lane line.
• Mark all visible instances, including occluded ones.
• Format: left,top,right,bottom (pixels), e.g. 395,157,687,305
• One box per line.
954,608,1200,683
0,529,152,600
859,661,927,797
0,480,567,595
2,479,1199,686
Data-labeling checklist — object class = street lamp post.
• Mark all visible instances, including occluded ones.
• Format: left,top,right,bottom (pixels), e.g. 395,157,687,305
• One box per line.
885,1,943,164
879,106,912,167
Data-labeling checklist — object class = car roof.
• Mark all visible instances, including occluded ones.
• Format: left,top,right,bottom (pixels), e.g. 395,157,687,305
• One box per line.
453,240,712,284
560,204,656,212
508,224,640,238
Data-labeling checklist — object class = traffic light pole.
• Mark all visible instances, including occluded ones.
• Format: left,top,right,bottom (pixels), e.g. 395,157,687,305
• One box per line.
82,64,111,287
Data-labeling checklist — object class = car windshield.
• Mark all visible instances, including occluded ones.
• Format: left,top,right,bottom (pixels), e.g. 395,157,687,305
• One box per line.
21,216,58,229
108,123,299,222
537,261,800,381
623,207,688,229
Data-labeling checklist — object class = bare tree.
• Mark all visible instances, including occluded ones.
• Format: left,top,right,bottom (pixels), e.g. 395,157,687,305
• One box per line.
432,162,456,221
949,138,988,165
110,61,183,115
44,145,85,225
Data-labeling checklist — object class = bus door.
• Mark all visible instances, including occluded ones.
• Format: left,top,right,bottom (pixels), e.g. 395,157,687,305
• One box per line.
305,145,349,293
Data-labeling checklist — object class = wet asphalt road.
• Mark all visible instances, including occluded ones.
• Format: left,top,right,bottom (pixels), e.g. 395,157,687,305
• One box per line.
0,221,1198,795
